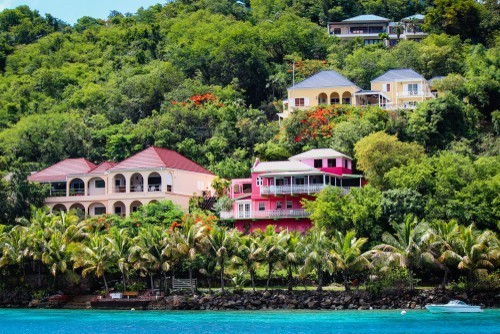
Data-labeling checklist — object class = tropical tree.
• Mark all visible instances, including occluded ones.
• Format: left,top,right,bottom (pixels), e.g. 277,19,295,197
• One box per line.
330,230,370,292
430,220,460,287
281,230,303,291
300,228,335,291
0,225,29,282
371,215,436,290
207,225,234,294
175,221,207,295
130,224,169,294
72,233,112,291
42,231,71,288
439,224,499,284
261,226,285,290
232,233,263,292
106,228,132,292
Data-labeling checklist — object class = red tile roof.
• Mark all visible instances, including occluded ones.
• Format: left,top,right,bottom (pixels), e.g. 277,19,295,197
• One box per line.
109,147,213,175
89,161,117,174
28,158,97,183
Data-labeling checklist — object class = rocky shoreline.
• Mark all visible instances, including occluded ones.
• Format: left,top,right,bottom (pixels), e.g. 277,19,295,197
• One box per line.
2,288,498,310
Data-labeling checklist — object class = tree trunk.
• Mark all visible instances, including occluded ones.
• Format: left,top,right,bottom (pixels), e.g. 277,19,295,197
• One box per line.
316,266,323,292
189,265,195,295
343,270,350,293
122,272,127,292
409,268,414,290
287,265,293,291
37,261,42,288
220,258,225,294
440,268,449,289
103,272,109,292
251,270,256,293
150,273,154,295
266,263,273,291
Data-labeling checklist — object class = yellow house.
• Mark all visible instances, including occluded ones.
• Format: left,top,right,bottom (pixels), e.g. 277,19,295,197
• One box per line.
281,70,361,118
366,69,435,109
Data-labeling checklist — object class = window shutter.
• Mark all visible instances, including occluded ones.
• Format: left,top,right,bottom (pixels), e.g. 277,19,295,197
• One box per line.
304,97,309,106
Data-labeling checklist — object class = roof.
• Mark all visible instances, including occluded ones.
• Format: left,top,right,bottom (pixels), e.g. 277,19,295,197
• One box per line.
289,148,352,161
288,70,358,90
371,69,424,83
252,161,315,173
342,14,390,23
109,147,213,175
28,158,97,183
89,161,117,174
428,76,445,84
403,14,425,21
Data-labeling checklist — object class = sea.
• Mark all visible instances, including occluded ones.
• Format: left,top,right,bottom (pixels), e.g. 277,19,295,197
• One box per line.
1,309,499,334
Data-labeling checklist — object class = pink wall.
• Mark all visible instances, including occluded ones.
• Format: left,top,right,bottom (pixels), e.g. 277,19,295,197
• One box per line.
235,218,313,233
298,157,352,171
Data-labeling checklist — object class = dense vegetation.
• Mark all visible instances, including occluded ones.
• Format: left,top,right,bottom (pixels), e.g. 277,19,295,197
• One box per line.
0,0,498,293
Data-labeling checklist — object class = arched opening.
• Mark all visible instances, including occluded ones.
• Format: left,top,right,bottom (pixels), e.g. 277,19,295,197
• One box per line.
330,92,340,105
88,177,105,196
69,203,85,217
165,173,173,192
113,174,126,193
88,202,106,216
130,173,144,192
69,178,85,196
233,184,241,194
113,201,126,217
318,92,328,105
342,91,352,105
147,172,162,192
130,200,142,214
52,204,67,213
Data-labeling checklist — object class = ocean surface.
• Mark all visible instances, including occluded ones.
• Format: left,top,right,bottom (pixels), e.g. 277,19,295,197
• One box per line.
1,308,499,334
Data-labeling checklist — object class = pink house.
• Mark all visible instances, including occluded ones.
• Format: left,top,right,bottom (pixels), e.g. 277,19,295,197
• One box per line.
220,148,364,232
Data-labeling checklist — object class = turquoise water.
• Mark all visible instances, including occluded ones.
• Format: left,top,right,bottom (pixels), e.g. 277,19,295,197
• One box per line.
1,309,499,334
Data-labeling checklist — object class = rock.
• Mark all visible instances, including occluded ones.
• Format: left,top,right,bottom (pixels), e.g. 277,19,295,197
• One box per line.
307,301,319,309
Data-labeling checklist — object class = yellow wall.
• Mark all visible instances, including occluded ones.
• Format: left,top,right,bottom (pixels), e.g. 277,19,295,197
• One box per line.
284,85,359,117
371,79,434,109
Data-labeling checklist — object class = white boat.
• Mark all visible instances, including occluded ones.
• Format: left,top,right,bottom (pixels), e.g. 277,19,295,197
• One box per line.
425,300,483,313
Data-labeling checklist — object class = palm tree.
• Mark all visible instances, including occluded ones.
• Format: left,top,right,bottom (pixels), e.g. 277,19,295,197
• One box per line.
439,224,499,284
174,221,207,295
281,230,302,291
262,226,285,290
300,228,335,291
0,225,30,282
330,230,370,292
430,220,460,287
207,225,234,294
106,228,131,292
232,233,263,292
130,224,169,294
371,215,436,290
73,233,112,291
42,231,70,288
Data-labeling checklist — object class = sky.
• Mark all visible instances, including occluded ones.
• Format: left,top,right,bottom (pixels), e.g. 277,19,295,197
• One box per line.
0,0,164,24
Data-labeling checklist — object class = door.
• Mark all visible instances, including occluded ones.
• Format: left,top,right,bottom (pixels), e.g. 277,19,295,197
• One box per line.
237,202,251,218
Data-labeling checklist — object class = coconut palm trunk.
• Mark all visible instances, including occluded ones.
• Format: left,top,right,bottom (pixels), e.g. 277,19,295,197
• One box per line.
220,257,225,294
287,266,293,291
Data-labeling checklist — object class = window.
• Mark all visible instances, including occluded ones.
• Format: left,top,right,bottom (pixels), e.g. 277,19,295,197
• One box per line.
327,159,336,167
331,27,341,35
330,97,340,105
342,97,351,105
114,207,122,215
276,202,282,210
407,83,418,95
314,159,323,168
286,201,293,209
344,160,349,168
294,98,305,107
94,207,106,215
115,179,121,186
383,83,391,92
167,185,172,192
295,177,305,185
242,183,252,193
258,202,265,211
256,177,262,186
95,180,105,188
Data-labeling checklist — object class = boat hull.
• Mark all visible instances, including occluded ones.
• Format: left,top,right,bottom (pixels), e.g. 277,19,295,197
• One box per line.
425,305,483,313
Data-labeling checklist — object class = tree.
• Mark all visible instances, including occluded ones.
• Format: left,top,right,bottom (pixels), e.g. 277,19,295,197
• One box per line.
261,226,285,290
430,220,460,287
106,228,131,292
72,233,112,291
207,225,234,294
331,230,370,292
302,186,349,232
232,233,263,292
371,215,436,290
281,230,303,291
354,131,425,189
300,228,334,291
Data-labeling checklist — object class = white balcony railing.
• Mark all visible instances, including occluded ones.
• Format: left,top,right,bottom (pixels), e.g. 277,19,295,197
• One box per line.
260,184,327,195
220,209,310,220
396,91,435,98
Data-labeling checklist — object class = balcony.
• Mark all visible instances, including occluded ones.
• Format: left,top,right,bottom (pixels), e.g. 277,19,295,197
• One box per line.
148,184,161,192
260,184,350,196
220,209,310,220
396,91,435,98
